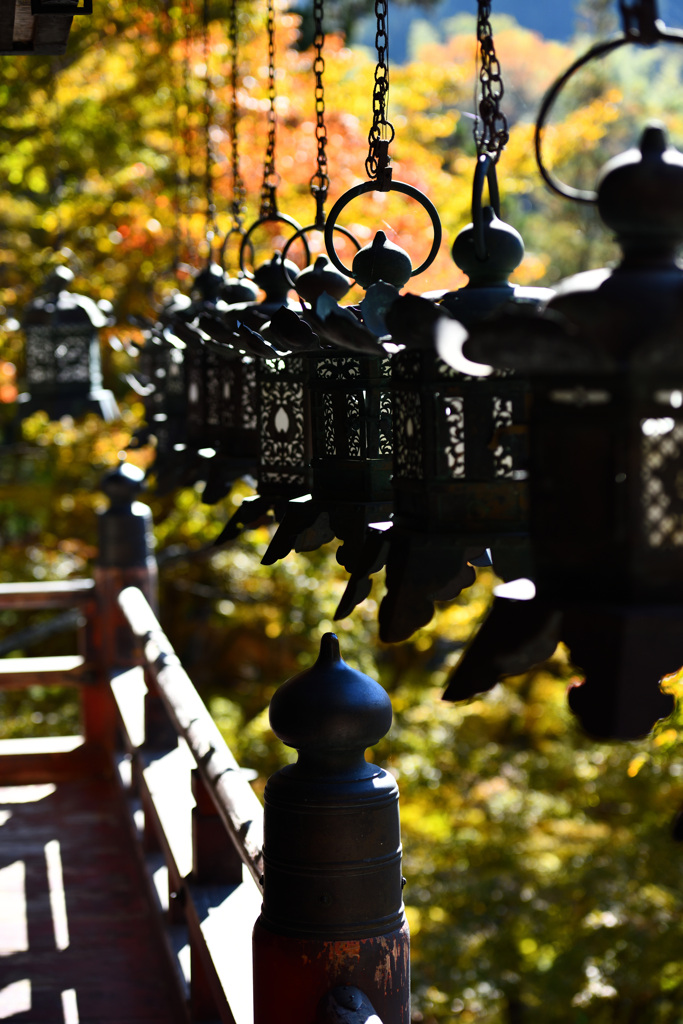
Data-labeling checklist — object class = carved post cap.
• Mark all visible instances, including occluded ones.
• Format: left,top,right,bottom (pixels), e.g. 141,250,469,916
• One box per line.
100,460,145,510
269,633,392,776
97,461,154,569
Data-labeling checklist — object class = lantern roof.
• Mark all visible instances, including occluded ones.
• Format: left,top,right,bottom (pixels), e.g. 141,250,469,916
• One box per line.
22,267,110,330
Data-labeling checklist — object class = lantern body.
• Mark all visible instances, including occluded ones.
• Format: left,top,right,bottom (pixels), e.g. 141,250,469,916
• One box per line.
308,350,393,506
20,270,117,421
530,273,683,605
444,125,683,739
393,348,528,539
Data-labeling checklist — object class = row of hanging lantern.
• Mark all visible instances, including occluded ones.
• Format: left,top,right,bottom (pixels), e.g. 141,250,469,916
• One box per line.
14,0,683,743
140,0,683,743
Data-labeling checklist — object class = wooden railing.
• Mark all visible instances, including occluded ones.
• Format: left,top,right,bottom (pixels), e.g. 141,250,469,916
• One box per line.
0,464,402,1024
0,576,264,1024
114,585,264,1024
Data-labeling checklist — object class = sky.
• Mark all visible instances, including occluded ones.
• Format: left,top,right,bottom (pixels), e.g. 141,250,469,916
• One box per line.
356,0,683,64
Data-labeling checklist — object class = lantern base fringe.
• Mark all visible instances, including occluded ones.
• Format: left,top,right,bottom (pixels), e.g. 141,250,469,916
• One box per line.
444,595,680,740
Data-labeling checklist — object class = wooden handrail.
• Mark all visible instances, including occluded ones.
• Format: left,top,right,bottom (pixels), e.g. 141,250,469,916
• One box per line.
118,585,264,889
0,579,96,609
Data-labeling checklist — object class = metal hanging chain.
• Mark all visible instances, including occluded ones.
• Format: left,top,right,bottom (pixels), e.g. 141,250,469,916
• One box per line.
474,0,509,162
203,0,219,242
365,0,394,183
229,0,246,233
180,0,196,262
259,0,280,219
310,0,329,196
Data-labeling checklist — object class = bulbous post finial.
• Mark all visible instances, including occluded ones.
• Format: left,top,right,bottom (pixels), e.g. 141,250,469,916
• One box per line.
100,460,145,511
98,461,154,569
269,632,393,777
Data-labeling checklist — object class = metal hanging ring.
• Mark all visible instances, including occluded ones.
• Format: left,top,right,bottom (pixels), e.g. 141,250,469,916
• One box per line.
239,213,310,278
324,180,442,278
472,153,501,261
219,226,252,273
281,221,362,290
535,23,683,204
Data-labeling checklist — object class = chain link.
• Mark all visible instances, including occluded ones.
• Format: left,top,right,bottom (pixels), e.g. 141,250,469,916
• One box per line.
203,0,219,240
260,0,280,219
365,0,394,181
229,0,246,231
310,0,329,194
474,0,509,162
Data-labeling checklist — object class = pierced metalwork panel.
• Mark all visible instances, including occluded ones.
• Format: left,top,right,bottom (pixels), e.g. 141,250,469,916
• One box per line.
167,348,185,398
186,348,204,435
26,325,92,386
346,391,362,458
242,360,258,431
205,350,222,429
641,416,683,547
394,388,422,479
317,356,361,380
261,355,305,381
438,395,466,478
260,380,306,479
323,392,336,456
378,390,393,456
492,396,515,479
220,362,238,430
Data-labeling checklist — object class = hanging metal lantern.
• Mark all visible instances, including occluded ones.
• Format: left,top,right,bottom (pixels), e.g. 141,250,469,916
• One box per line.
334,157,553,640
18,264,118,422
256,232,415,573
445,116,683,739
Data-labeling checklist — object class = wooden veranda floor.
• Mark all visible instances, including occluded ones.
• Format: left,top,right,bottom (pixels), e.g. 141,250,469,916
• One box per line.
0,743,187,1024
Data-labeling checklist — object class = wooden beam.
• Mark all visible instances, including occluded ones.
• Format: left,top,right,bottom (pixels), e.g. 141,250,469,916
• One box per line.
32,12,73,53
0,579,95,609
0,654,94,688
0,0,16,51
118,586,264,890
0,735,110,781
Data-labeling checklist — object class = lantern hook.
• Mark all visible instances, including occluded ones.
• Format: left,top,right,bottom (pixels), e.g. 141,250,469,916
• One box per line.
619,0,662,42
534,10,683,204
324,180,442,280
472,153,501,262
239,213,311,279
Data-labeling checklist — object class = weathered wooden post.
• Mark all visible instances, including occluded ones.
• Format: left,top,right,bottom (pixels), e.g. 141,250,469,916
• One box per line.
94,461,158,664
82,462,158,752
253,633,410,1023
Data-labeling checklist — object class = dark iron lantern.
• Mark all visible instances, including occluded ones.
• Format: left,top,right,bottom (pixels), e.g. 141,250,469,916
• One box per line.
258,232,408,572
18,264,118,422
445,124,683,740
338,158,553,641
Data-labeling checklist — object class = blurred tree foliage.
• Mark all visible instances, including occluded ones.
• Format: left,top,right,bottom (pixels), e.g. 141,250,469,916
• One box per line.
3,5,683,1022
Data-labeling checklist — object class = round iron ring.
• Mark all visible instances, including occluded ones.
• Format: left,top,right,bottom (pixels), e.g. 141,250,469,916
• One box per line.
220,226,253,271
534,26,683,203
239,213,310,278
281,221,362,290
324,179,442,278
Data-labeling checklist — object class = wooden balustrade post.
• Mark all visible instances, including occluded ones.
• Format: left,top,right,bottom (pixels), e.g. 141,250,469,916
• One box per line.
94,461,158,663
252,633,410,1024
189,769,245,1019
83,462,158,752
